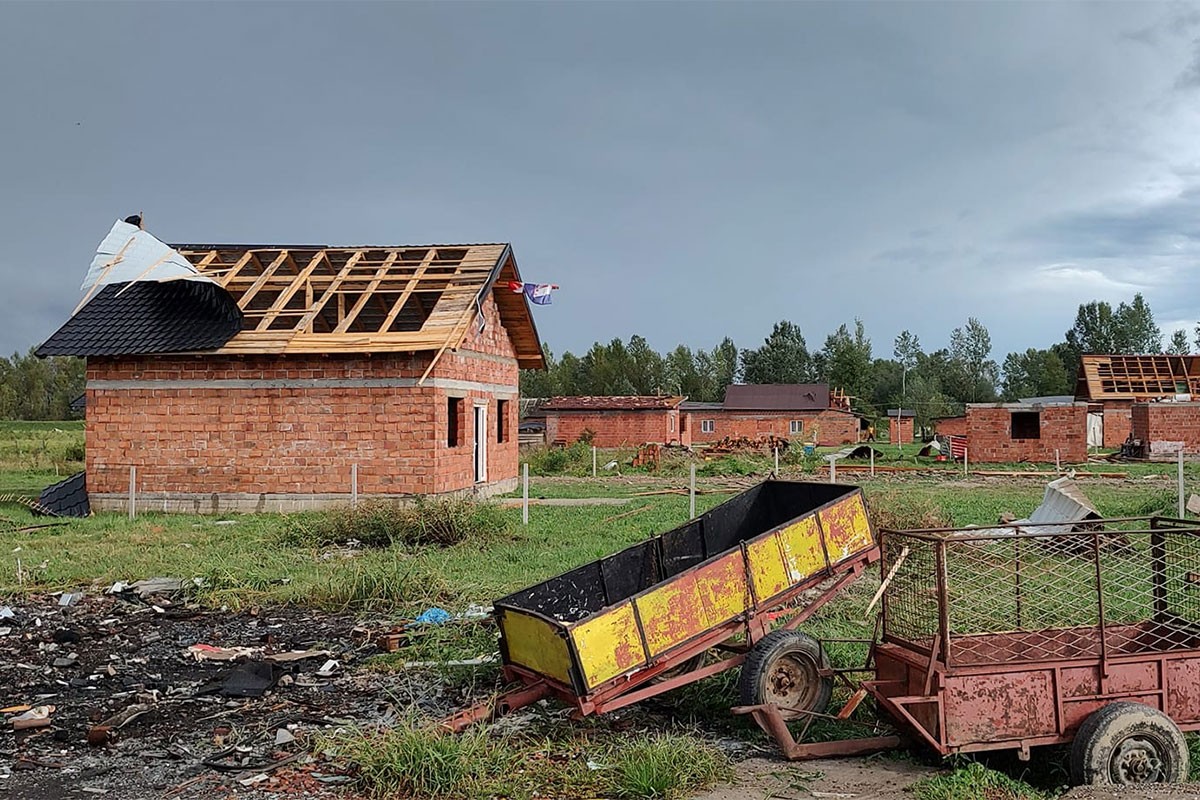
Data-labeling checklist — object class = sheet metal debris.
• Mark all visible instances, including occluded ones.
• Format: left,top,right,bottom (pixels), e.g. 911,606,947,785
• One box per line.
968,476,1101,537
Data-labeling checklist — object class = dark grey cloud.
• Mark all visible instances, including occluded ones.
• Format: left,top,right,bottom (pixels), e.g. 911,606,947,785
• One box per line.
1021,187,1200,259
2,1,1200,364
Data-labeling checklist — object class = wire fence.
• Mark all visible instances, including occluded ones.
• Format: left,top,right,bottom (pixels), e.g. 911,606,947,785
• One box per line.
881,519,1200,667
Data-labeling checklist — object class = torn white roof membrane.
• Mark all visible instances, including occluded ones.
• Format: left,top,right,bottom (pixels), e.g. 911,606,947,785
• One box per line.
80,220,214,293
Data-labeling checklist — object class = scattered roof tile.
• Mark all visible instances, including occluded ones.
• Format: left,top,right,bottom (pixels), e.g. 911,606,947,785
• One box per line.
38,472,89,518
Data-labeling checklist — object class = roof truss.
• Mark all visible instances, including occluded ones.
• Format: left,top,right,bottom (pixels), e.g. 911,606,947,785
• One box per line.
168,243,543,368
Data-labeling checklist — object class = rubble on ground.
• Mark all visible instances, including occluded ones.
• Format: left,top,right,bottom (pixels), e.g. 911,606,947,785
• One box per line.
0,584,498,798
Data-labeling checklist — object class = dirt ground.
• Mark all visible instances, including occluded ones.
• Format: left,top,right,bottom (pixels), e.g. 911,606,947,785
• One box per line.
699,755,937,799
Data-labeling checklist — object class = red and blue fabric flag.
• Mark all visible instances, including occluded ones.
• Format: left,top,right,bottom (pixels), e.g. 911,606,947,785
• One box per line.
508,281,556,305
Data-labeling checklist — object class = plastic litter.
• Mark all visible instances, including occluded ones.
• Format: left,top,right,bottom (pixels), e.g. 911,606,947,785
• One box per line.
413,608,452,626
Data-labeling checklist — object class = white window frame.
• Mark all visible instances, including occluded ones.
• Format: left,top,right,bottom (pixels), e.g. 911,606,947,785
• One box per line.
790,419,803,435
701,419,715,433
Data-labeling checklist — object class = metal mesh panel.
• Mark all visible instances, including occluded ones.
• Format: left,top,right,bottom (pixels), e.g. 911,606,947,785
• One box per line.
880,533,938,651
946,533,1104,663
1163,529,1200,624
882,522,1200,667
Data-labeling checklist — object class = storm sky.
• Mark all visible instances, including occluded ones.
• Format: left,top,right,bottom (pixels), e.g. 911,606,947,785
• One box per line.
3,1,1200,362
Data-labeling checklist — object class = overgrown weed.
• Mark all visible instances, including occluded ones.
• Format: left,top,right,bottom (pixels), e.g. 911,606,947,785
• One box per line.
909,761,1051,800
329,724,728,800
277,496,508,549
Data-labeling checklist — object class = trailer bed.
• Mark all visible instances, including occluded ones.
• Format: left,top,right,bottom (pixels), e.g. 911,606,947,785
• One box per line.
495,480,876,698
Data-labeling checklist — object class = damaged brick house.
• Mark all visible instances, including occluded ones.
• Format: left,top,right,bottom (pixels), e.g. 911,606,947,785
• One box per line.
38,219,546,512
682,384,860,446
1075,354,1200,449
965,401,1089,463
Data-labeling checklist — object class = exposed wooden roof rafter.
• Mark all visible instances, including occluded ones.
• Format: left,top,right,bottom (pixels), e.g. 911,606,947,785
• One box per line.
168,242,544,368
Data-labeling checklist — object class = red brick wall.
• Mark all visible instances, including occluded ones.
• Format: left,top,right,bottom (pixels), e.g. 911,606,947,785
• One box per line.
685,410,858,446
545,409,683,447
429,296,520,492
1102,403,1132,449
965,405,1088,463
1131,403,1200,453
934,416,967,437
888,417,914,443
85,293,521,507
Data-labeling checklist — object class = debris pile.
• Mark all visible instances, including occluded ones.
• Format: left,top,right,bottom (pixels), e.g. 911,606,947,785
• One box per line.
705,435,790,455
0,583,495,796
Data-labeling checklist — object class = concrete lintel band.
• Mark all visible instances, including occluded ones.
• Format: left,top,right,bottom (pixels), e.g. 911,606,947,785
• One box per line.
88,377,518,398
453,349,519,366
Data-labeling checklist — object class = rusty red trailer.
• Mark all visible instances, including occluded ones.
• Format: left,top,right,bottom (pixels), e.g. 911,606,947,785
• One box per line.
855,516,1200,784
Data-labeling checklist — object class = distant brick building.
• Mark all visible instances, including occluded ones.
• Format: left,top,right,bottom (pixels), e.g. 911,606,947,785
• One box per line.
682,384,860,446
933,415,967,438
39,238,545,512
543,396,686,447
965,402,1088,463
887,409,915,444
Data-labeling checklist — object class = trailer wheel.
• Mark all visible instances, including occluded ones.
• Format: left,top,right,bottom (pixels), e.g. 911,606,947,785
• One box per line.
651,652,707,684
738,630,831,720
1070,702,1189,786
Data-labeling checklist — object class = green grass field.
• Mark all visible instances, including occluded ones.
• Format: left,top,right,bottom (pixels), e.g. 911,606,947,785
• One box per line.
0,419,84,494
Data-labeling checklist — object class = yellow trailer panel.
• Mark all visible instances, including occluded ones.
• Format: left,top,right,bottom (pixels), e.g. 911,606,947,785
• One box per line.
571,602,646,689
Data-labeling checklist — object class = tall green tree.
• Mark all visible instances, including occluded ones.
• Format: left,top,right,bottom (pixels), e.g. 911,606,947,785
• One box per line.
709,337,740,393
741,321,812,384
625,335,666,394
816,319,874,409
892,329,922,415
1167,329,1190,355
1065,293,1162,358
519,345,558,398
1000,348,1070,400
665,345,704,398
0,350,84,420
1115,294,1162,353
949,318,999,402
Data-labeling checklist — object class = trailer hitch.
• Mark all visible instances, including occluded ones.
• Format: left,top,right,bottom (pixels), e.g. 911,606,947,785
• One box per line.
731,703,903,760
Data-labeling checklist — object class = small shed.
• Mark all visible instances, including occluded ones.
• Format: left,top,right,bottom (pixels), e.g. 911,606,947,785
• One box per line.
542,396,687,447
886,409,915,444
965,401,1088,463
38,227,545,512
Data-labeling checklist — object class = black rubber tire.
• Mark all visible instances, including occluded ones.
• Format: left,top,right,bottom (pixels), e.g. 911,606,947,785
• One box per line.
1069,702,1189,786
738,630,832,720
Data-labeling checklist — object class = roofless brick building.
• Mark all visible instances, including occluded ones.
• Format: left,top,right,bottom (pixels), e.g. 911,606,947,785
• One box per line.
39,232,545,512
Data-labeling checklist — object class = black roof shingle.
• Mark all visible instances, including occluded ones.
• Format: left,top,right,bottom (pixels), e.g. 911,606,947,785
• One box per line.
38,472,89,518
36,281,243,358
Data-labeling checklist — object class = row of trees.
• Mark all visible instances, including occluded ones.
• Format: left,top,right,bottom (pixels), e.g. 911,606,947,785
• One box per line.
0,292,1187,423
0,350,85,421
521,293,1191,428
